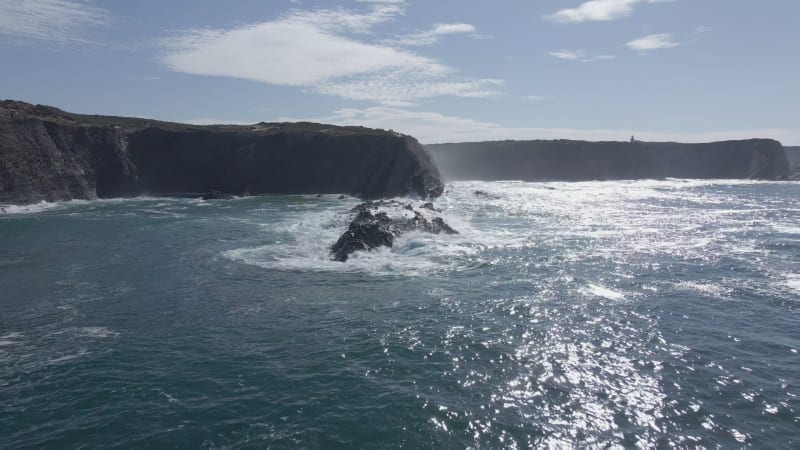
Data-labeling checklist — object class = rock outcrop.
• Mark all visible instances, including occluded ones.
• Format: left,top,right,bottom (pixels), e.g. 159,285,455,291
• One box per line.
0,100,444,204
427,139,790,181
331,201,457,262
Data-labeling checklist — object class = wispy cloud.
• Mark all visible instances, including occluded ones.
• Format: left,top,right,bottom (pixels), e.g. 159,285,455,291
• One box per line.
522,95,545,101
386,23,477,46
545,0,671,24
285,106,800,145
625,33,679,52
160,1,501,104
129,76,162,81
0,0,108,44
548,50,615,62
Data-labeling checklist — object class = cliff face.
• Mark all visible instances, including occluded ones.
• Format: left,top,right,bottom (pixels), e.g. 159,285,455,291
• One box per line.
426,139,790,182
0,101,443,204
786,146,800,180
785,146,800,167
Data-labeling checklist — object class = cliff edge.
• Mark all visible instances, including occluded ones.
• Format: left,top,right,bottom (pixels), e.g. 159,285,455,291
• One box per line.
0,100,443,204
426,139,790,182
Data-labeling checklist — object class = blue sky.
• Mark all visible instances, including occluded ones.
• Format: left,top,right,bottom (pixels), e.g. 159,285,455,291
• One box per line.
1,0,798,144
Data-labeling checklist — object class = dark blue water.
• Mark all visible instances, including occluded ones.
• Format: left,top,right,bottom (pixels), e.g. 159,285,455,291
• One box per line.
1,180,798,448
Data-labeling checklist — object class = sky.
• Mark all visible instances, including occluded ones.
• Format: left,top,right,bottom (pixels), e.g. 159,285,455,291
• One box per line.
0,0,798,144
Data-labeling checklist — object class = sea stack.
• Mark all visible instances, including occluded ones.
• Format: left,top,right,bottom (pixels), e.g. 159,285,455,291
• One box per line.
0,100,444,205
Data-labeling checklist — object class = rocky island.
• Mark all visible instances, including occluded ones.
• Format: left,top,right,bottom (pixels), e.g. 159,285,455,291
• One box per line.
331,201,457,262
0,100,444,205
427,139,790,181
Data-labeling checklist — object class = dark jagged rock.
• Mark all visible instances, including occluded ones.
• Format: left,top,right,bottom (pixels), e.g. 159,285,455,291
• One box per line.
473,190,501,200
420,202,440,212
0,100,444,205
331,201,457,262
427,139,791,181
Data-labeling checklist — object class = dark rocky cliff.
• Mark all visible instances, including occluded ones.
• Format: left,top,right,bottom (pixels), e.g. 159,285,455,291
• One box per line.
786,146,800,180
0,101,443,204
427,139,790,181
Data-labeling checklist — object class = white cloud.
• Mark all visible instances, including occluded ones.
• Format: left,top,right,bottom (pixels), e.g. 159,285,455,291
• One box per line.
522,95,545,101
0,0,108,44
282,106,800,146
316,75,504,103
548,50,615,62
625,33,679,52
387,23,477,46
160,2,501,104
545,0,671,24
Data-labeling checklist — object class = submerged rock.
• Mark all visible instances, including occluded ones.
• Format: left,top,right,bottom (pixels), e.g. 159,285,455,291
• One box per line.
331,201,457,262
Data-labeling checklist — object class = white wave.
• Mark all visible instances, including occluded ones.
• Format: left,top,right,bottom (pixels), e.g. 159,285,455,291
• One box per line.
223,179,799,280
786,275,800,293
74,327,119,338
772,223,800,235
581,283,626,301
674,281,732,298
0,196,185,215
48,326,119,339
225,229,479,276
0,332,24,347
47,349,90,365
0,200,71,214
223,199,488,276
0,332,23,339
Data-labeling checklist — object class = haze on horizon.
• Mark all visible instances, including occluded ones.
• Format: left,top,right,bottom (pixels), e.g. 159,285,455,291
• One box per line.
0,0,798,145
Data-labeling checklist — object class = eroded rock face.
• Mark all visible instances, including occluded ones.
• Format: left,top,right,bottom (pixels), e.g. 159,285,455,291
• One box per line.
0,100,444,204
331,201,457,262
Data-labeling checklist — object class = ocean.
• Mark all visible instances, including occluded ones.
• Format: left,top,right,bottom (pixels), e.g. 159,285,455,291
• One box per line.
1,180,798,448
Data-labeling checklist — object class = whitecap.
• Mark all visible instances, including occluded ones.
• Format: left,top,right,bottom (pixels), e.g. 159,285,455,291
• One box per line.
581,283,626,301
74,327,119,338
223,200,483,277
786,275,800,292
673,281,731,298
0,200,67,215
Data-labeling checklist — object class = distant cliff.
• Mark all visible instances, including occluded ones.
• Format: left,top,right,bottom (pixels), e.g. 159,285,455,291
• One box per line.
0,101,443,205
786,146,800,180
426,139,790,182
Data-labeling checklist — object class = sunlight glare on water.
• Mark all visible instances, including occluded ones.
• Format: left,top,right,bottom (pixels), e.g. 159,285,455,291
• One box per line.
0,179,798,447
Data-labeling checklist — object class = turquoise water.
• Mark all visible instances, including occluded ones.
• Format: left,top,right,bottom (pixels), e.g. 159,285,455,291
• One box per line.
1,180,798,448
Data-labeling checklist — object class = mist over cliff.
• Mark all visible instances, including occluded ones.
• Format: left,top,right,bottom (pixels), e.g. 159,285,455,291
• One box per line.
0,101,443,205
426,139,790,182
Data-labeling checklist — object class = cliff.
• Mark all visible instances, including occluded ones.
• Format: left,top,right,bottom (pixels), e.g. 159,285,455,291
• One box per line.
426,139,790,182
786,146,800,180
0,101,443,204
